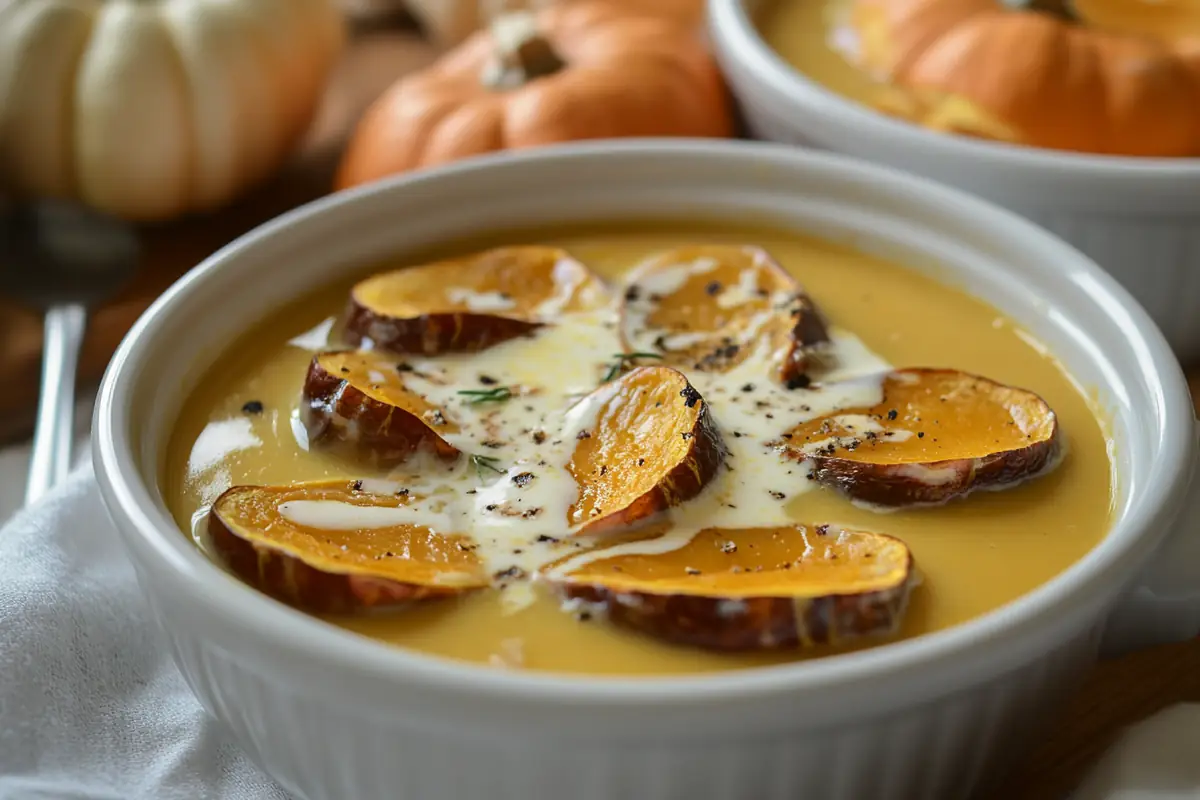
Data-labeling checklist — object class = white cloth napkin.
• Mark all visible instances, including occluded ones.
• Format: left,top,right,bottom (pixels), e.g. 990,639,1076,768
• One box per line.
0,459,1196,800
0,462,288,799
1072,704,1200,800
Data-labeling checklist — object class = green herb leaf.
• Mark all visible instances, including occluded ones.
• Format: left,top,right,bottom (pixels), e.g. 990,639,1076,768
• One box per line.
470,453,505,480
457,386,513,404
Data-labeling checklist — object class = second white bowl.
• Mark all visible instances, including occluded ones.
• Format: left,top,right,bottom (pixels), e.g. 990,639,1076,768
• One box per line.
709,0,1200,364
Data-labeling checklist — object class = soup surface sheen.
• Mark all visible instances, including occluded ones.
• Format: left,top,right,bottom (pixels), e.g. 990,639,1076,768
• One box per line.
165,224,1113,676
759,0,887,116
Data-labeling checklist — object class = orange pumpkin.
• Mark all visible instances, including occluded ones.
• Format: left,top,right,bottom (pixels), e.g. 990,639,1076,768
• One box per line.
336,0,733,189
850,0,1200,156
618,0,707,25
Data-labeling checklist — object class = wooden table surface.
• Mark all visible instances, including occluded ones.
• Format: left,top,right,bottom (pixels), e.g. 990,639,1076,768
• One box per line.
1,18,1198,799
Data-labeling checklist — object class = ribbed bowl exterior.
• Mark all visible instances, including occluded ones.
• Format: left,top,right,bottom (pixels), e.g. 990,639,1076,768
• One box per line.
1029,213,1200,365
147,568,1100,800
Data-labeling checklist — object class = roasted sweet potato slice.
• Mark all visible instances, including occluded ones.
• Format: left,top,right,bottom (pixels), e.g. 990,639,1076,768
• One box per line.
344,246,609,354
547,525,915,651
782,369,1061,506
567,366,725,534
619,245,830,384
208,480,486,614
302,350,460,466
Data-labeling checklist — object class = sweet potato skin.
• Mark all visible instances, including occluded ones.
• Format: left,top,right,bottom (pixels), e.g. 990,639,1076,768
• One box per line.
571,369,727,535
807,433,1062,507
618,245,831,384
548,524,915,651
783,292,832,383
342,245,608,355
301,352,459,466
785,368,1062,507
343,302,541,355
207,493,467,616
556,567,914,651
582,409,725,535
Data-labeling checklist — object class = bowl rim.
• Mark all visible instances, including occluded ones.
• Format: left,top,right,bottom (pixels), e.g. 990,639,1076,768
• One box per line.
709,0,1200,179
94,139,1195,709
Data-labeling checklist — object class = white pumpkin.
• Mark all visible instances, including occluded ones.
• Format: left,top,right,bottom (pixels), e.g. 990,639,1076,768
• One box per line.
0,0,345,221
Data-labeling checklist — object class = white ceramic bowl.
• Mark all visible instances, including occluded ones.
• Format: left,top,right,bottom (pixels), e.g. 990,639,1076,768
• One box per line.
709,0,1200,364
94,140,1200,800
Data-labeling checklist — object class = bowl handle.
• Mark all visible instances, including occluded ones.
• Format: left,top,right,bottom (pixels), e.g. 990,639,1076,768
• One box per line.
1099,419,1200,656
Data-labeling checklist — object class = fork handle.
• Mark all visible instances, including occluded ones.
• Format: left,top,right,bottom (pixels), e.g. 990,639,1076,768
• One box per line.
25,304,87,506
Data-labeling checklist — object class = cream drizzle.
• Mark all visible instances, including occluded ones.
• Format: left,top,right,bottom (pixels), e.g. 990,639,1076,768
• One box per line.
715,266,762,309
619,254,723,354
532,253,603,319
289,409,310,452
269,262,895,612
287,317,335,351
544,347,887,579
188,418,261,475
446,288,516,312
795,413,913,456
278,500,454,532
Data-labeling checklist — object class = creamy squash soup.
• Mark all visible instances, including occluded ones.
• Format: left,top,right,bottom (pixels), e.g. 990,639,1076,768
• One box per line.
760,0,1200,157
165,224,1113,675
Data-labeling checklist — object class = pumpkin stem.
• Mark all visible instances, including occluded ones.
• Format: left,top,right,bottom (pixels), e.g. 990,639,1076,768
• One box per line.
482,11,566,89
1001,0,1078,22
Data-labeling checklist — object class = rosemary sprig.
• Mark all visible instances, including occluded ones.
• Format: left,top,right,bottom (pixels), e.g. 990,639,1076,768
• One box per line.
601,351,663,383
457,386,513,404
470,454,505,480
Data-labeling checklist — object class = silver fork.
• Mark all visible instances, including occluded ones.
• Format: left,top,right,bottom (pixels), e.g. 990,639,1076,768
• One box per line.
0,199,139,505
